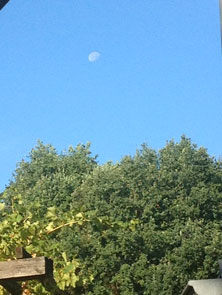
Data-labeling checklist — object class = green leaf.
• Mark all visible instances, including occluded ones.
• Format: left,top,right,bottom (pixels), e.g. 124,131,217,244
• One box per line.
46,207,56,218
16,214,23,223
63,263,76,274
62,252,67,262
0,203,5,211
75,212,83,218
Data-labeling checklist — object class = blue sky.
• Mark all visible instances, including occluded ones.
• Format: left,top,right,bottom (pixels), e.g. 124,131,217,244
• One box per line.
0,0,222,191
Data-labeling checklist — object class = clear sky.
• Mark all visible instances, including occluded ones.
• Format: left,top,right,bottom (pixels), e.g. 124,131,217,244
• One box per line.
0,0,222,191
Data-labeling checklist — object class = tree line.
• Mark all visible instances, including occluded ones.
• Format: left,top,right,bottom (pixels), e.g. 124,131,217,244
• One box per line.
1,136,222,295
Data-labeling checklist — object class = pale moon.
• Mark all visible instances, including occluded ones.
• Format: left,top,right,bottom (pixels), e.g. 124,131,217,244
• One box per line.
88,51,100,62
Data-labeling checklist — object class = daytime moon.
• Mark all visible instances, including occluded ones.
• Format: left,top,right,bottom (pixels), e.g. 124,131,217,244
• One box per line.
88,51,101,62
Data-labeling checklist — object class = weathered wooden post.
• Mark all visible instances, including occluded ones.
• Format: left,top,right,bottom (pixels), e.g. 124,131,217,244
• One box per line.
0,247,67,295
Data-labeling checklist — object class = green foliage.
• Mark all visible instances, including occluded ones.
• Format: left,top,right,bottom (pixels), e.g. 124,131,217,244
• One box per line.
1,137,222,295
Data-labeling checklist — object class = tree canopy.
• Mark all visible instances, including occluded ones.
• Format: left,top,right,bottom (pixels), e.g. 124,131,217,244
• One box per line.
1,136,222,295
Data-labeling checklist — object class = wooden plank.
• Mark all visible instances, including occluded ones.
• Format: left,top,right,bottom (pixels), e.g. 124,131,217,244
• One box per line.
15,247,32,259
0,257,53,281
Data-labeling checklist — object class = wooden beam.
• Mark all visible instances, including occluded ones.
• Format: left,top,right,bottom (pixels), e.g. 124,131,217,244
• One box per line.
0,257,53,281
0,280,22,295
15,247,32,259
40,277,69,295
0,248,66,295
